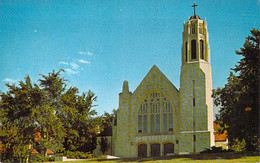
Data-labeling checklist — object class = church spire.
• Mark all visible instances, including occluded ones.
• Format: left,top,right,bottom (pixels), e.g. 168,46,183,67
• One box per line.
122,80,129,93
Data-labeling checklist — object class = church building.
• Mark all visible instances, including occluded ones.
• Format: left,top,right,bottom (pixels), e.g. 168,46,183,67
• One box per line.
112,5,214,157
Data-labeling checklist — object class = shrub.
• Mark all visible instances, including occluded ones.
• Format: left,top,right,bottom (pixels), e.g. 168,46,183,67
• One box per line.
30,154,48,162
48,156,56,162
231,138,246,152
64,151,93,159
200,146,230,153
30,154,55,162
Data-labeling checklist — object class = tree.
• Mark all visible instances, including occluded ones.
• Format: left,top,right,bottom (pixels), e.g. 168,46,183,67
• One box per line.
100,137,110,155
0,76,62,161
100,110,117,136
37,70,67,156
98,110,117,155
0,69,99,162
61,90,99,152
38,69,99,153
213,28,259,151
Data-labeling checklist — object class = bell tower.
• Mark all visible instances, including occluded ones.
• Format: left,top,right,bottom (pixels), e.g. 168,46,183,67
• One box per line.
179,3,214,154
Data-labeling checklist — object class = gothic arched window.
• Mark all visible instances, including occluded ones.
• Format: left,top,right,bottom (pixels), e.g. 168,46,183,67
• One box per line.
150,93,160,133
191,40,196,60
138,102,148,133
200,40,204,59
163,98,173,132
138,92,174,134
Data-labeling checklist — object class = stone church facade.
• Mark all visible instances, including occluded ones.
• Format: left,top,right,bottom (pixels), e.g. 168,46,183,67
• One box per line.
112,12,214,157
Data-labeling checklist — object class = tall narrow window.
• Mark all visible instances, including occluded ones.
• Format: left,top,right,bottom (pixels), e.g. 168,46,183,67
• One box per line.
156,114,160,132
138,115,142,133
151,115,155,133
163,100,174,132
200,40,204,59
163,113,167,132
191,24,195,34
138,103,147,133
185,42,188,62
168,113,173,131
191,40,196,60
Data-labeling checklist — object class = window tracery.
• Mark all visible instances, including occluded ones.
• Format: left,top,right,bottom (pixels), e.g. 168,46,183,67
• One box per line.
138,92,174,134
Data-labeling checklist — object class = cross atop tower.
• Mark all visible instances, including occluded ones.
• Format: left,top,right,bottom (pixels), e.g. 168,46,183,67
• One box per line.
191,2,198,16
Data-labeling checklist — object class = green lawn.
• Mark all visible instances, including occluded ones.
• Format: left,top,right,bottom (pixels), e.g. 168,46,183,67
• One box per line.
49,153,260,163
90,156,259,163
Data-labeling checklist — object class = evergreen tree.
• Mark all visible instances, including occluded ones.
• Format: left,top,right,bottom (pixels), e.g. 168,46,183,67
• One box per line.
213,28,259,151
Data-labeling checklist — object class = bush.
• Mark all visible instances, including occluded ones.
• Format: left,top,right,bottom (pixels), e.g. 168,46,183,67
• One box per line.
30,154,47,162
231,138,246,152
48,156,56,162
200,146,230,153
64,151,93,159
30,154,56,162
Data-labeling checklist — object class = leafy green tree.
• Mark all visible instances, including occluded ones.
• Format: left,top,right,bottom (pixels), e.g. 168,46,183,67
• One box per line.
0,69,99,162
100,136,110,154
100,109,117,136
97,110,117,155
37,70,67,156
0,76,50,161
61,89,99,152
38,70,99,153
213,28,259,151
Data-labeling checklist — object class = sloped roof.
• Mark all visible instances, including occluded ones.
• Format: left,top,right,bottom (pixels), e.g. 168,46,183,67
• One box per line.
47,149,54,155
31,149,39,154
133,65,179,95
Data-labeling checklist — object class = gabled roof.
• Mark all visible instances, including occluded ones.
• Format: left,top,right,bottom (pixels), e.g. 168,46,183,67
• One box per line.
47,149,54,155
133,65,179,103
31,149,39,154
31,148,54,155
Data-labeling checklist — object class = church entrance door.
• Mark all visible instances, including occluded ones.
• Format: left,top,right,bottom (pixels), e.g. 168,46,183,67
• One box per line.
138,144,147,157
151,144,160,157
164,143,174,156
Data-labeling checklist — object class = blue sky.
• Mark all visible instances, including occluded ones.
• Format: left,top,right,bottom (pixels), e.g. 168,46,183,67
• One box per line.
0,0,259,116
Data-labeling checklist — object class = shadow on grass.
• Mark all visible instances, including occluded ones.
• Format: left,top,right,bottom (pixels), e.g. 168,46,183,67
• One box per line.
188,152,259,160
95,152,260,162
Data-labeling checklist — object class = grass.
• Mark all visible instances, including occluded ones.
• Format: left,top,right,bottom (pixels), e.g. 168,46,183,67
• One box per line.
48,152,260,163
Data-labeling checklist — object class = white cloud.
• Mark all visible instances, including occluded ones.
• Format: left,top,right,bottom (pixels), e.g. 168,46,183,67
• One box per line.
79,51,92,56
77,59,90,64
70,62,80,69
2,78,18,83
87,51,92,56
64,68,79,75
79,51,86,55
34,29,37,32
59,61,69,65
